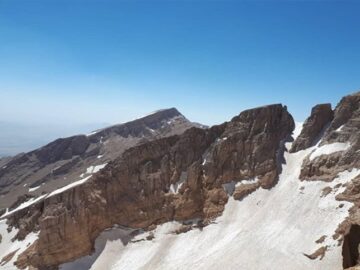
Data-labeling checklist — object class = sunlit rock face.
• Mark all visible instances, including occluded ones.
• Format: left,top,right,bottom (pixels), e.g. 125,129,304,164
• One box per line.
300,92,360,181
2,92,360,270
290,103,333,153
2,104,293,269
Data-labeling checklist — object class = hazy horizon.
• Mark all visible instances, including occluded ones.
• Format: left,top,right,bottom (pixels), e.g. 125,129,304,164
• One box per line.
1,0,360,155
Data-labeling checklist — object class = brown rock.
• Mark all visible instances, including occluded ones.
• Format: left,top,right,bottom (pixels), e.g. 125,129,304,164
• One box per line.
304,246,327,260
1,249,19,267
322,91,360,145
173,224,193,235
290,103,333,153
315,235,327,244
321,186,332,197
300,92,360,181
233,182,260,201
8,104,294,269
342,224,360,269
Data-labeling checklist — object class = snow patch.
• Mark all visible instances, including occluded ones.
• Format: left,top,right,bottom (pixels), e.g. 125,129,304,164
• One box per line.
169,172,187,194
336,125,344,132
28,185,41,192
235,177,259,187
293,122,304,140
87,131,98,137
309,142,351,161
0,220,39,268
1,194,47,218
86,163,107,174
48,176,92,198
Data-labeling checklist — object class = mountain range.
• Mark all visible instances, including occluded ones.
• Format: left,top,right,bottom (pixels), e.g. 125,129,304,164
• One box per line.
0,92,359,270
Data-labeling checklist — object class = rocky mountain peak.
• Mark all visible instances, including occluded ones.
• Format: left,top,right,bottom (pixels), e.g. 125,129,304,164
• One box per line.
1,95,360,270
290,103,334,153
322,91,360,145
89,107,185,139
0,103,296,269
299,92,360,181
0,108,199,209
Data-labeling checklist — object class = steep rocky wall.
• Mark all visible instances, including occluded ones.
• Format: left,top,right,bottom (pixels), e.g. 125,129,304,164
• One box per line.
290,103,333,153
6,104,294,269
300,92,360,181
333,174,360,269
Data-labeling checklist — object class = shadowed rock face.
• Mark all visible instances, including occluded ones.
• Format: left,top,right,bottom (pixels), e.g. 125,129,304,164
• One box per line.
7,104,294,269
0,108,200,209
342,224,360,269
322,92,360,145
290,103,333,153
300,92,360,181
333,174,360,270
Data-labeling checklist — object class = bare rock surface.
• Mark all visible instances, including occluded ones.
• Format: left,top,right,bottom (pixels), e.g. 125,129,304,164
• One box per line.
290,103,333,153
300,92,360,181
4,104,294,269
4,92,360,270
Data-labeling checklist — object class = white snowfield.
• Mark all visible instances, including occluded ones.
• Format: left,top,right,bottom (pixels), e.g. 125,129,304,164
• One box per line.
309,142,351,161
0,220,38,269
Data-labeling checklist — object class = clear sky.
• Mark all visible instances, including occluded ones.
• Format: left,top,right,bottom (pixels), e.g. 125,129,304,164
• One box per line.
1,0,360,129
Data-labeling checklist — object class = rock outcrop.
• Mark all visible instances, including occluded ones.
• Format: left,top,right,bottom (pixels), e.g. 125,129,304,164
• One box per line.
335,175,360,269
290,103,333,153
5,104,294,269
300,92,360,181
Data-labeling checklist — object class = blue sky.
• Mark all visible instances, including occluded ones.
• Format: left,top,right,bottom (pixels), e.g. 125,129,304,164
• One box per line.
1,0,360,128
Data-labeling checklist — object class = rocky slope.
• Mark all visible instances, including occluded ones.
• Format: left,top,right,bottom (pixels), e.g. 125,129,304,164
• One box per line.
0,92,360,270
299,92,360,181
290,103,333,153
0,108,199,209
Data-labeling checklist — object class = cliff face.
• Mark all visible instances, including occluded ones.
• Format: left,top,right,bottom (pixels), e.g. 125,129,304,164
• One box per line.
288,92,360,269
300,92,360,181
290,103,334,153
3,93,360,270
7,104,294,269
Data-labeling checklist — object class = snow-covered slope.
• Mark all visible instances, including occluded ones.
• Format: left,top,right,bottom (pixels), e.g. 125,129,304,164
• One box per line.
58,122,359,270
2,94,360,270
0,220,38,269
